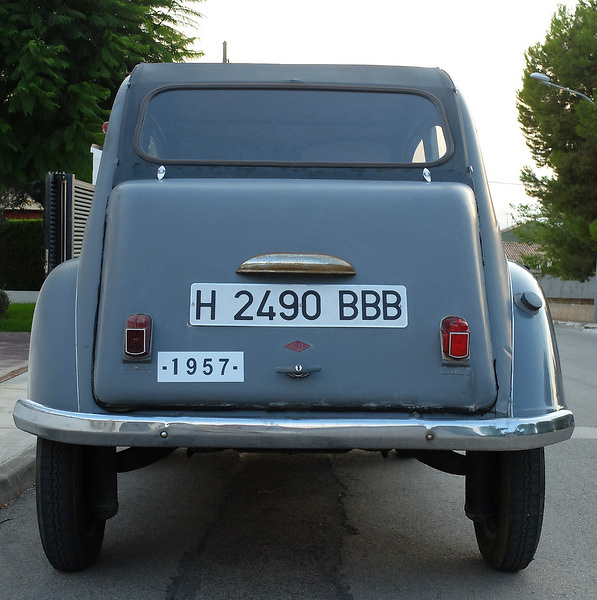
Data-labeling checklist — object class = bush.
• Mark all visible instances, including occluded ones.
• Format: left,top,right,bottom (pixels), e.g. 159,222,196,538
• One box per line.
0,219,45,290
0,289,9,317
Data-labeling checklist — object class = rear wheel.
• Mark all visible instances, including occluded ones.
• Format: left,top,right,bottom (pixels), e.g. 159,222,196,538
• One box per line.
36,438,106,571
470,449,545,572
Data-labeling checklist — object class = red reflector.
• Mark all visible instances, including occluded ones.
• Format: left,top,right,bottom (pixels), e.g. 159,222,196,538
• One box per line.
124,314,152,358
441,316,470,359
102,121,109,134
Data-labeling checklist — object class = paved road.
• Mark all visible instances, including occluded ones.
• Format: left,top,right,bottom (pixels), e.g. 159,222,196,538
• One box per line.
1,325,595,599
554,325,597,427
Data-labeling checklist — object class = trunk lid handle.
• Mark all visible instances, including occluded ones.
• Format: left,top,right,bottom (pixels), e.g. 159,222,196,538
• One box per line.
237,253,356,275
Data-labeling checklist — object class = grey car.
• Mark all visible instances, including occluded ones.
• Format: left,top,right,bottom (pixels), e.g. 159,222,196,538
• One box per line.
14,63,574,572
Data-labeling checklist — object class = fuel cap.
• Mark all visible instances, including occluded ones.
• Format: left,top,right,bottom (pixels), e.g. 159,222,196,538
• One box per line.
514,291,543,314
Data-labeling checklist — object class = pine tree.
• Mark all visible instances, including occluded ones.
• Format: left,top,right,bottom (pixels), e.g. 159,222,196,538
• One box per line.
517,0,597,280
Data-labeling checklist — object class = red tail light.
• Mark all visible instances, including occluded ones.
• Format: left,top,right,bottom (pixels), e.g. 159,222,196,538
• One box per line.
441,316,470,359
124,314,152,358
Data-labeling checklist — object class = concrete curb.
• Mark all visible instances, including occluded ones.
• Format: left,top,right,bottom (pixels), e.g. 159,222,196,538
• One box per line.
0,363,28,384
0,446,36,506
0,365,34,505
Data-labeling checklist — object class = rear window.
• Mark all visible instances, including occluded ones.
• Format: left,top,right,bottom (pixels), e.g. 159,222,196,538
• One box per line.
135,86,452,166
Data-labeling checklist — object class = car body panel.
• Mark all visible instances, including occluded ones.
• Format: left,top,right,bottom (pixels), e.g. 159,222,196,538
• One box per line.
93,178,497,413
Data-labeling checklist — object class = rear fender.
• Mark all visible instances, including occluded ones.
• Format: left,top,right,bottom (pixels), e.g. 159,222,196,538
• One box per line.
509,262,566,417
28,259,80,413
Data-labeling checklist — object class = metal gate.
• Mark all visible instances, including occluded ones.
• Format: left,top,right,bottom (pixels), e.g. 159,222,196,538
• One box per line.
44,173,94,274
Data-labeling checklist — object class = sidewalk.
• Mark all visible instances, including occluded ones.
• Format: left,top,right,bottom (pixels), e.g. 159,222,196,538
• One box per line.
0,332,35,506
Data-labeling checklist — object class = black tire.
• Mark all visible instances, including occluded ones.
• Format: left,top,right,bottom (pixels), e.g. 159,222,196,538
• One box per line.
472,448,545,572
36,438,106,571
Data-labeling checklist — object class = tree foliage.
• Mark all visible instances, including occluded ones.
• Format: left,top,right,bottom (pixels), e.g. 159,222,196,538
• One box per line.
518,0,597,281
0,0,202,205
517,0,597,280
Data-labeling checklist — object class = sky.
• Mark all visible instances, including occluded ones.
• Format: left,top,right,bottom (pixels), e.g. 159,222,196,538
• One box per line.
185,0,582,228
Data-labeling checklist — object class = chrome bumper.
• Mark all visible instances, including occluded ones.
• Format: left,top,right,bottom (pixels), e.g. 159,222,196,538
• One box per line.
13,399,575,451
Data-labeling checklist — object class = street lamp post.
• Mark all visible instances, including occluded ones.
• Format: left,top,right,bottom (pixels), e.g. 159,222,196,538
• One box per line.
530,72,596,106
530,72,597,323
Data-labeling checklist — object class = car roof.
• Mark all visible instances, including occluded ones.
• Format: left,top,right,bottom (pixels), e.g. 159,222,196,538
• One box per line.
128,63,455,95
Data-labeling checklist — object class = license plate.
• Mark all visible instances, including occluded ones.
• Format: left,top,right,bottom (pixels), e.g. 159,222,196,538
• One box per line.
189,284,407,328
158,352,244,382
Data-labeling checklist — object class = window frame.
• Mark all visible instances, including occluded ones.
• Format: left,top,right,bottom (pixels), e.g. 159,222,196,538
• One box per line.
133,83,455,168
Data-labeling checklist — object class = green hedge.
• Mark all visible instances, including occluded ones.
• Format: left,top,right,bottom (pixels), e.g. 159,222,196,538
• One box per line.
0,219,45,290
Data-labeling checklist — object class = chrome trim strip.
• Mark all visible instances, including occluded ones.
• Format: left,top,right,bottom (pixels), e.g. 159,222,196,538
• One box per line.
507,262,515,418
74,268,81,412
14,399,574,451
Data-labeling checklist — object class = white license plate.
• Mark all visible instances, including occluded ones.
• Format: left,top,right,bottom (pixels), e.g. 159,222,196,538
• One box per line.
189,284,407,328
158,352,244,382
